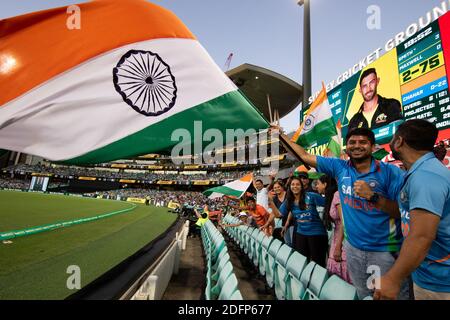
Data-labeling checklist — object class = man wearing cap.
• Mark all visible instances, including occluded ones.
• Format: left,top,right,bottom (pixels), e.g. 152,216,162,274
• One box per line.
221,212,249,228
296,171,314,193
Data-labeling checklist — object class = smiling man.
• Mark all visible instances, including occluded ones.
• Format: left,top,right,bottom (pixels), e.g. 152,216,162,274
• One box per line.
348,68,403,131
278,126,411,299
374,119,450,300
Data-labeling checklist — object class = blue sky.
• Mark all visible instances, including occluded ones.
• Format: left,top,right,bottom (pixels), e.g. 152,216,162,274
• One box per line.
1,0,446,132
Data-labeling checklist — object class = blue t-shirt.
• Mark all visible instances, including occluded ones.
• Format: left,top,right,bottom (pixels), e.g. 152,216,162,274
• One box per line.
279,192,326,236
317,156,405,252
398,152,450,293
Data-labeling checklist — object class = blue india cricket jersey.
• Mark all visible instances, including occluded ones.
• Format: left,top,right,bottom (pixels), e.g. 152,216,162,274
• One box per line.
279,192,327,236
317,156,405,252
398,152,450,292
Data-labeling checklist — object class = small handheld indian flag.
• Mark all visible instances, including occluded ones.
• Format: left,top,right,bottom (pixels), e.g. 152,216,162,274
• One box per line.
203,173,252,199
0,0,268,164
292,83,337,148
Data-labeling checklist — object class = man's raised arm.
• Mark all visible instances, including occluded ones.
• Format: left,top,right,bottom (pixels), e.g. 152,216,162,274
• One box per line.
278,130,317,168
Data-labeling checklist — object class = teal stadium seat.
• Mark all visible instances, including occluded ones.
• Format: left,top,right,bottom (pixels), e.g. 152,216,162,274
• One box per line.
237,225,249,248
259,235,274,276
319,275,358,300
206,261,233,300
285,253,308,300
209,252,230,283
253,231,266,267
273,244,294,300
218,274,240,300
302,263,329,300
265,239,283,288
228,290,244,300
246,228,258,257
243,227,255,254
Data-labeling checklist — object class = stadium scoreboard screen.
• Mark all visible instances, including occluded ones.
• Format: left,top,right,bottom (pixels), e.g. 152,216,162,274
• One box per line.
306,12,450,151
29,176,49,192
398,21,449,128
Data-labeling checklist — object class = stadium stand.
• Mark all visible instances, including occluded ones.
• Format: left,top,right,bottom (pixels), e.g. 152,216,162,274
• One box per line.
201,220,243,300
222,214,361,300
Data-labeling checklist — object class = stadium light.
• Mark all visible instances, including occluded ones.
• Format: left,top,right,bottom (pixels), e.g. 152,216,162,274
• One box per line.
297,0,312,124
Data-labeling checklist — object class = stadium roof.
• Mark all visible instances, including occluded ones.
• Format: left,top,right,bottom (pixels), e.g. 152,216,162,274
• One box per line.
226,63,303,121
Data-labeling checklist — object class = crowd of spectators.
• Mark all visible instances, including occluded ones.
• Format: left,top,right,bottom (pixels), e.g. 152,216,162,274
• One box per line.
86,188,228,209
5,164,249,182
0,177,31,190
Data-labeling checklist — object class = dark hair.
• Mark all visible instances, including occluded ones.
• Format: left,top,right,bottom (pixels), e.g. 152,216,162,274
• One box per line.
273,180,285,190
285,177,306,213
201,213,208,219
247,197,256,203
396,119,438,152
359,68,377,86
345,127,375,145
296,172,309,179
255,179,264,185
318,175,338,231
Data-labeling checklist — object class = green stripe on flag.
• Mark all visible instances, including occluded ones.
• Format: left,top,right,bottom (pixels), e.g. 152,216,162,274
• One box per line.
327,138,341,158
61,90,269,165
203,185,246,198
295,118,337,148
372,148,389,160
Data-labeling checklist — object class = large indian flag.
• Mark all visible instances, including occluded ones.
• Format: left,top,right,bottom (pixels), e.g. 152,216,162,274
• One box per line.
204,173,252,199
292,83,336,148
0,0,268,164
324,119,342,158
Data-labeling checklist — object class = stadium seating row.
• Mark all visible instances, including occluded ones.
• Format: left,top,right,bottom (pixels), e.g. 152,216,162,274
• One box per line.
201,220,244,300
222,215,359,300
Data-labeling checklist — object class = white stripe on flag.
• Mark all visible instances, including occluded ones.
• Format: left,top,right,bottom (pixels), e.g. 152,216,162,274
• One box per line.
0,38,236,160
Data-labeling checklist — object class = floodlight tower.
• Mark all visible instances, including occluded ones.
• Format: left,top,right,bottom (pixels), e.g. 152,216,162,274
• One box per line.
298,0,311,124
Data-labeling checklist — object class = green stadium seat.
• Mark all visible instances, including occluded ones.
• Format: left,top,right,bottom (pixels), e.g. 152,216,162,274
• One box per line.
239,226,251,250
236,225,249,247
285,252,308,300
228,290,244,300
218,274,239,300
207,261,233,300
302,264,329,300
259,235,274,276
253,231,266,267
243,227,253,254
265,239,283,288
209,252,231,283
319,275,358,300
245,228,258,256
273,244,294,300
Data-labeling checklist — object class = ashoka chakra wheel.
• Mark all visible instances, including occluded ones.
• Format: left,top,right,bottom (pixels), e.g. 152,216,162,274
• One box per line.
113,50,177,116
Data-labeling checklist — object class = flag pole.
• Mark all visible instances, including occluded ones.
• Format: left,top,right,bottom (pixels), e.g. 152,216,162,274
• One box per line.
278,133,311,170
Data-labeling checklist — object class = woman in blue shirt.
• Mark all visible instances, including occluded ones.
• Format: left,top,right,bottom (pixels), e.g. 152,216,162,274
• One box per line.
268,176,329,267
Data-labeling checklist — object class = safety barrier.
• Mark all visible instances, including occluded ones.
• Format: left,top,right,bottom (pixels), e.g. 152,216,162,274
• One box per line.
127,220,190,300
